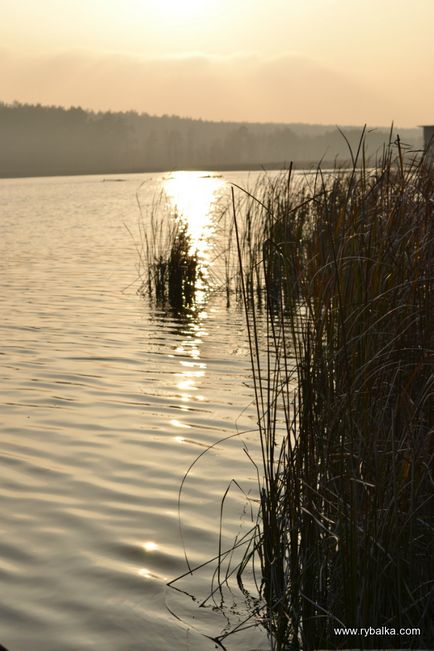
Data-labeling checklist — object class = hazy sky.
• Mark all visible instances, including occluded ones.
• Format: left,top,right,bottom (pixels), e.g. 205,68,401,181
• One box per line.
1,0,433,126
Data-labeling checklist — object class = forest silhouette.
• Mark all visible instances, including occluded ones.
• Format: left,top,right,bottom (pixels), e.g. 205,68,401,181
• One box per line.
0,101,421,177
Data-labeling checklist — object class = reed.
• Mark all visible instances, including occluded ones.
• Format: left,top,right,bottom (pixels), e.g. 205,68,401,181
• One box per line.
217,170,313,308
138,196,200,311
227,141,433,650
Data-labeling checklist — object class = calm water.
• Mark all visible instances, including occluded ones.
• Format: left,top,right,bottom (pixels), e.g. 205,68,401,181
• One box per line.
0,171,274,651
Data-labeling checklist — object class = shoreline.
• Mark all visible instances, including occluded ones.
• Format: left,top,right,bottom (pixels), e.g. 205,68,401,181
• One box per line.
0,160,360,181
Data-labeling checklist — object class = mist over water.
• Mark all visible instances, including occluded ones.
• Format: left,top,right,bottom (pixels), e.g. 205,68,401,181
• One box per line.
0,102,422,178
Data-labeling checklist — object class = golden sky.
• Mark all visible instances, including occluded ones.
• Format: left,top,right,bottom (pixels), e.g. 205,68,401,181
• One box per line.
0,0,433,126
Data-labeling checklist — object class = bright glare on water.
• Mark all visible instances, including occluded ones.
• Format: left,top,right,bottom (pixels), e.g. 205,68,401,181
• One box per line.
163,170,225,258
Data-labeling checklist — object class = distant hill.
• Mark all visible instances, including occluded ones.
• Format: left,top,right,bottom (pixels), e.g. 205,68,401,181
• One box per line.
0,101,422,178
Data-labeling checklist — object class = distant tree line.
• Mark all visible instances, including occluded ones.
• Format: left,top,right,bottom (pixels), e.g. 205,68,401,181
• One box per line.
0,101,421,177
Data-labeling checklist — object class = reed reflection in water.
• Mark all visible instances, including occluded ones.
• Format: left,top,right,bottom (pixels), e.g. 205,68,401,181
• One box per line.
145,171,224,430
156,173,217,443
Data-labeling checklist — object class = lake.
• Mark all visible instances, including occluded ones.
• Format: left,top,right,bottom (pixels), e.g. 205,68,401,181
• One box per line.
0,170,279,651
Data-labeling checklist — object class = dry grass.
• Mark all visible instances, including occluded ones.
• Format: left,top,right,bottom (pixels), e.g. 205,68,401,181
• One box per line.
226,141,433,650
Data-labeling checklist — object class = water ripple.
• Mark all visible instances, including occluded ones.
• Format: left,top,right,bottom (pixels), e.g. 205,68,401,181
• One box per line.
0,172,269,651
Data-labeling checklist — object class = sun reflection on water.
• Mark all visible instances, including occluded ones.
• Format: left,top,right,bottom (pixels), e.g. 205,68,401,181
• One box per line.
163,171,225,261
158,171,226,440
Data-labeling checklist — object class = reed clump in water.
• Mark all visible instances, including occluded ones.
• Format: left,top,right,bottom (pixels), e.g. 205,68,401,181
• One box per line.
229,143,433,650
218,172,310,308
139,206,200,311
